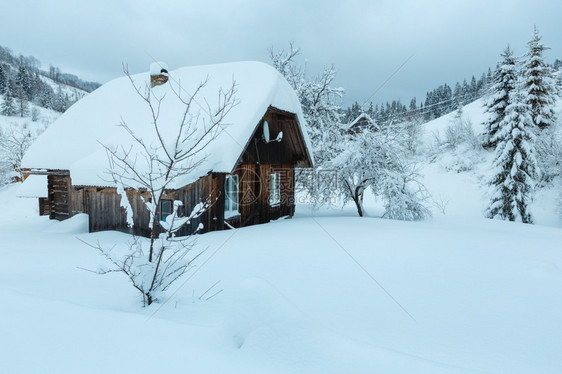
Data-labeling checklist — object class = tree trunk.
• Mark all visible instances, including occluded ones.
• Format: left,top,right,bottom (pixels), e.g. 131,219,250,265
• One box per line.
353,186,364,217
353,197,363,217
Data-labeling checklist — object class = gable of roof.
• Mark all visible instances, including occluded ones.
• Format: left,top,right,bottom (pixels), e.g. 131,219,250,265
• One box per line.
23,61,313,189
348,112,376,130
237,106,313,168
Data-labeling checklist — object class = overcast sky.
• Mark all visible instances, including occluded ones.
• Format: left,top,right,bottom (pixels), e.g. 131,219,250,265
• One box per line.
1,0,561,106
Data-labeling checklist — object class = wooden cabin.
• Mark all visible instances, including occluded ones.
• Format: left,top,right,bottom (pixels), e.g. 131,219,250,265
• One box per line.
347,112,377,135
22,62,313,236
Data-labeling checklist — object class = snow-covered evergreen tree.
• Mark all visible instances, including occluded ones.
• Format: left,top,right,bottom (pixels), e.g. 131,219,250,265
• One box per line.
53,85,69,112
521,27,558,130
1,81,16,116
0,64,6,92
14,83,29,117
483,45,517,148
485,89,539,224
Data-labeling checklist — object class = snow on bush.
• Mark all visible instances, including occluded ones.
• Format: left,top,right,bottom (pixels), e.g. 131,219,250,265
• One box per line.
428,112,484,173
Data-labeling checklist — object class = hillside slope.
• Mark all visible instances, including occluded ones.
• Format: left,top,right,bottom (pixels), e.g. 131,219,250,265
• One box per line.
420,98,562,226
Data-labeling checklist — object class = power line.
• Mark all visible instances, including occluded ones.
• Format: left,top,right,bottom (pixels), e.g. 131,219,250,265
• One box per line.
361,95,464,124
361,54,415,111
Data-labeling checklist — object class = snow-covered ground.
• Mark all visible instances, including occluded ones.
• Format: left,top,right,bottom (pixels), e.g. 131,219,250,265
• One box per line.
0,104,59,133
1,99,562,373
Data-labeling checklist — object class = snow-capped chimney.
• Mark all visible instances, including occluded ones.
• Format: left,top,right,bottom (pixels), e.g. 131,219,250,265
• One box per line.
150,62,169,88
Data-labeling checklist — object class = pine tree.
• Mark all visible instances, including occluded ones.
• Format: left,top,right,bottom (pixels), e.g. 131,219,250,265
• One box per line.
461,79,470,105
0,64,6,93
345,101,362,124
521,26,558,130
409,97,416,111
485,89,539,224
1,81,16,116
15,64,32,101
38,84,55,109
453,82,463,106
483,45,518,148
476,73,487,96
53,85,69,112
470,75,478,99
14,83,29,117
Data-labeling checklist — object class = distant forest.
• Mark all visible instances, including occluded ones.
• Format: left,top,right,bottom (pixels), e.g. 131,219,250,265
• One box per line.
0,45,100,115
1,42,559,125
344,58,562,127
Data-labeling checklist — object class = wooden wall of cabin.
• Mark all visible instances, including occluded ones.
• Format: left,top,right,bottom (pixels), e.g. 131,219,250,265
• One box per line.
234,162,294,228
53,165,294,236
38,197,50,216
173,174,224,236
48,173,72,221
70,175,218,237
239,108,312,169
68,187,151,236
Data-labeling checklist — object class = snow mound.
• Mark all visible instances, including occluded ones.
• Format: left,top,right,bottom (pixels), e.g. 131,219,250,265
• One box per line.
224,278,309,349
44,213,89,233
16,175,47,198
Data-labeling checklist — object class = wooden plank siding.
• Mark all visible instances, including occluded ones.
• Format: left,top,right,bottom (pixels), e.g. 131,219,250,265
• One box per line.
48,173,72,221
238,107,312,168
38,197,50,216
45,165,298,237
65,173,223,237
230,162,294,229
173,173,222,236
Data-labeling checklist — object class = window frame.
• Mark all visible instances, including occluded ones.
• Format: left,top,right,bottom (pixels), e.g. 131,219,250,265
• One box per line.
269,172,281,206
224,174,240,218
158,199,173,222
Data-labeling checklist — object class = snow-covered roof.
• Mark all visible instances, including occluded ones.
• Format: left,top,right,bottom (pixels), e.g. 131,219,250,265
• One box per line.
22,61,312,189
347,112,375,130
150,61,168,76
16,175,47,198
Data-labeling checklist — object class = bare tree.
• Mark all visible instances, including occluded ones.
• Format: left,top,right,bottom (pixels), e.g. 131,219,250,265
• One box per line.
90,66,237,306
0,125,36,183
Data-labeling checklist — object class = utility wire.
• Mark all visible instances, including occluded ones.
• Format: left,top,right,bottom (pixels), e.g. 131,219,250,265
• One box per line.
361,54,415,111
358,95,471,125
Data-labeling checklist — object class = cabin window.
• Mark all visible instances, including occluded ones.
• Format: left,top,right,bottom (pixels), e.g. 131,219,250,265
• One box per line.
224,175,239,218
158,199,173,222
269,173,281,206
